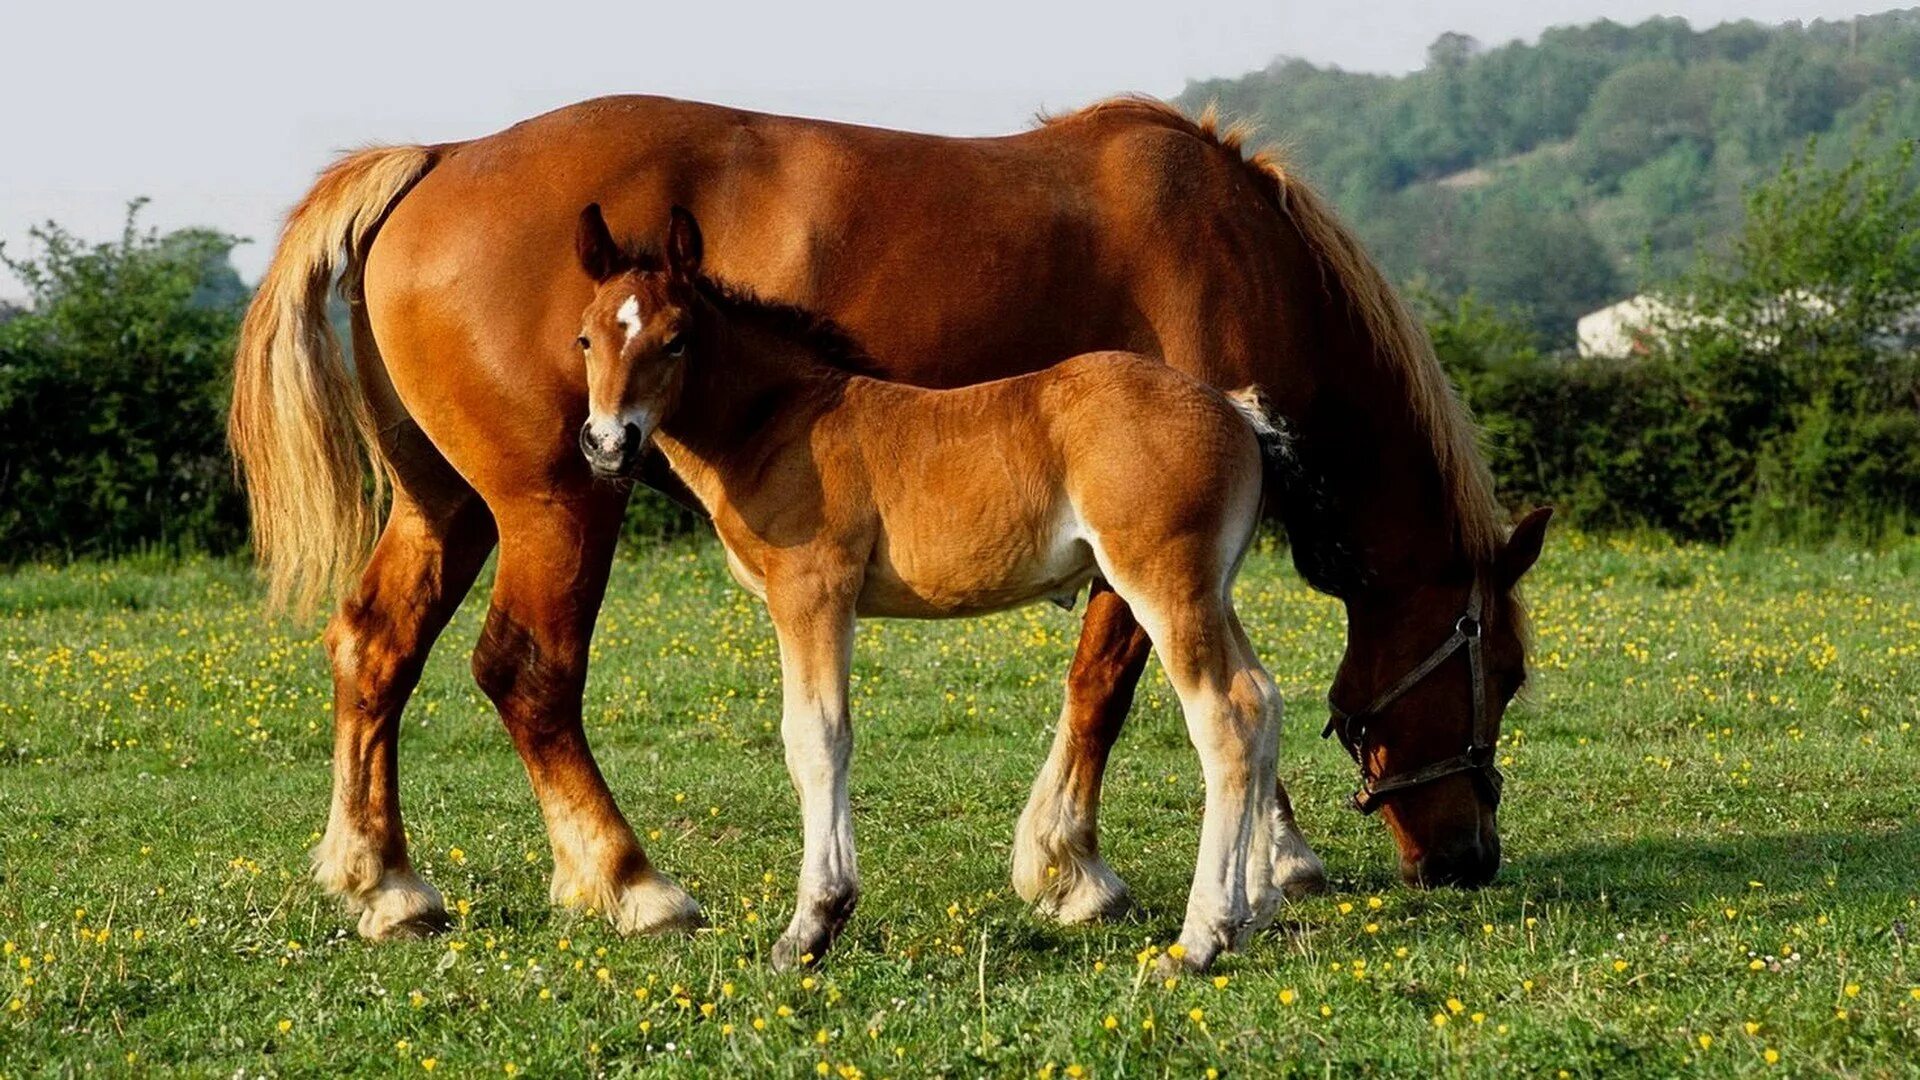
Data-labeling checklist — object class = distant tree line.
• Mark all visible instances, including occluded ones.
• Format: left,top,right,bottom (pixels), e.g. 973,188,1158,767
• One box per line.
1182,9,1920,344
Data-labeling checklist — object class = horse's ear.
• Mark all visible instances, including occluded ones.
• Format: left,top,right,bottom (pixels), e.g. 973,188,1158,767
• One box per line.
666,205,704,280
1496,506,1552,589
576,203,622,282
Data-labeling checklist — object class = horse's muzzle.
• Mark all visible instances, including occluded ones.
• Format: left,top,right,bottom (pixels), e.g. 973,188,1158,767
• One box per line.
1404,831,1501,889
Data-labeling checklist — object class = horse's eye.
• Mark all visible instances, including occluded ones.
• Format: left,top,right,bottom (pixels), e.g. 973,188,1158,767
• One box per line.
576,336,591,351
663,334,687,358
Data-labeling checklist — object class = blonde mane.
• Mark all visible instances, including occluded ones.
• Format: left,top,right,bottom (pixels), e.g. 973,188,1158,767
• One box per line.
1042,96,1506,566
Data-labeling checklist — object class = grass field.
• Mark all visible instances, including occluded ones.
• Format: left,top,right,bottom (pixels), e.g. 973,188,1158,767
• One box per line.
1,533,1917,1077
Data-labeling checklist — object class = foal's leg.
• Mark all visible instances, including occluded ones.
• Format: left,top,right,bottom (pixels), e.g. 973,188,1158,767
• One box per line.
1125,585,1280,972
1227,615,1327,907
766,584,860,970
1012,583,1148,923
471,492,700,934
313,478,495,940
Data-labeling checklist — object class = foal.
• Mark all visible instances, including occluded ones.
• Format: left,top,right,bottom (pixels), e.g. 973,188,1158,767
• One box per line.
574,204,1320,971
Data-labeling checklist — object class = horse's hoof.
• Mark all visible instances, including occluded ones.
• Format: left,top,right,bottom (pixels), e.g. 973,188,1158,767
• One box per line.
365,909,452,941
609,872,705,936
1035,870,1133,926
352,871,451,941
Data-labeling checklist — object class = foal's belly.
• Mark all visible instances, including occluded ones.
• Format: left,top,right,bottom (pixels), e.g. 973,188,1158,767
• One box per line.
855,507,1096,619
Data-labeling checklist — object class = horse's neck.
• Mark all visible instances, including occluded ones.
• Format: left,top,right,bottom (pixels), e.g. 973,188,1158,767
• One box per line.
1284,376,1473,598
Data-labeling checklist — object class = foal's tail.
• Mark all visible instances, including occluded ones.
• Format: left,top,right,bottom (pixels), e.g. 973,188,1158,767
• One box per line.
1225,385,1298,523
229,145,436,615
1225,386,1290,469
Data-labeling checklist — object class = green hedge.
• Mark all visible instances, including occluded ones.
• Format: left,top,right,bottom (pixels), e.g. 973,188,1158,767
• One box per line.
4,133,1913,565
1434,134,1920,542
0,208,248,559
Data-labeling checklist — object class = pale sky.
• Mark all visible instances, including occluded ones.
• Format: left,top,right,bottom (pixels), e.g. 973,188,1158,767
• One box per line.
1,0,1885,289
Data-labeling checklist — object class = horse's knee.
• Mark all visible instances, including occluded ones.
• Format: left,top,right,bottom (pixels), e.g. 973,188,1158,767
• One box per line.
472,607,584,728
325,601,412,716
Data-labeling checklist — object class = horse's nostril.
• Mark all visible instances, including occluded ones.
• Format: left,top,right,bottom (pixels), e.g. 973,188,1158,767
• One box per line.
1408,841,1500,890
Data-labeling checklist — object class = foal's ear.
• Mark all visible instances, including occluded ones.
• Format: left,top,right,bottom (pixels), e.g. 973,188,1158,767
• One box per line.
1496,506,1553,589
576,203,623,282
665,205,704,280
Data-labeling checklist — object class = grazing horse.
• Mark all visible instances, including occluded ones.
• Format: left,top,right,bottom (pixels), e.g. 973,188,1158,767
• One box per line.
229,94,1549,944
574,203,1316,969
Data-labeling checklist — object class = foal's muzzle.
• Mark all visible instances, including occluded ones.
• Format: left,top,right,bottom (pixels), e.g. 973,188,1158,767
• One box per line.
580,419,644,477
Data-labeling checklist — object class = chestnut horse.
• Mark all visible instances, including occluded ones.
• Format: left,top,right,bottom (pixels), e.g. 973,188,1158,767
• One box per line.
230,94,1549,944
576,203,1317,969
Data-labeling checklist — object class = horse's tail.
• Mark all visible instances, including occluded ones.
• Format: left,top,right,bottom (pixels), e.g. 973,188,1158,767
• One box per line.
229,145,436,615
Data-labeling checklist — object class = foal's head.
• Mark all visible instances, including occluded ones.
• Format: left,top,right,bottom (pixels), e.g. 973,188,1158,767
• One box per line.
573,203,705,477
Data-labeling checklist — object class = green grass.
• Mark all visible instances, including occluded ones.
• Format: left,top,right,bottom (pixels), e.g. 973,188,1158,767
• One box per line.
1,534,1917,1077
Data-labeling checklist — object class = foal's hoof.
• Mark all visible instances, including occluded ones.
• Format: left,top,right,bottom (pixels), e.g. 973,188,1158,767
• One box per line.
770,890,857,971
1279,862,1330,900
1153,943,1219,977
772,928,844,972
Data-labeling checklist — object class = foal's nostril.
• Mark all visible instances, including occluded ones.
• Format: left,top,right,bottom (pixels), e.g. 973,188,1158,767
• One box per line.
580,419,632,473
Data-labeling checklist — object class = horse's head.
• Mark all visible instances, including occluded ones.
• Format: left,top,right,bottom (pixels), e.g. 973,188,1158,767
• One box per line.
1327,506,1551,888
573,203,705,478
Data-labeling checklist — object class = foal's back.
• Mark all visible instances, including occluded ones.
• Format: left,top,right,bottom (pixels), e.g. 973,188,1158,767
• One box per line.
832,353,1265,618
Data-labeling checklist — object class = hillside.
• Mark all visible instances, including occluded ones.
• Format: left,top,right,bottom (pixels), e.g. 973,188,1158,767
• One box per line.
1179,9,1920,344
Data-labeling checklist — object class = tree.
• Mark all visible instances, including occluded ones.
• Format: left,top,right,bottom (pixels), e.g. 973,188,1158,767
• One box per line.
1655,128,1920,538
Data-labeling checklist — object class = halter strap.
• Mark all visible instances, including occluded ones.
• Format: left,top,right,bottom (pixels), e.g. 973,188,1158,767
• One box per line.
1321,581,1503,814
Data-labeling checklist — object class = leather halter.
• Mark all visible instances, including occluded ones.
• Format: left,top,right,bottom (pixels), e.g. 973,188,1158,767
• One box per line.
1322,580,1504,815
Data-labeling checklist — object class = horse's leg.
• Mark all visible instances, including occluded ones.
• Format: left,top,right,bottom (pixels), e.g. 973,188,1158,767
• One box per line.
1126,584,1281,973
766,584,860,970
471,491,701,934
313,466,496,940
1012,583,1147,923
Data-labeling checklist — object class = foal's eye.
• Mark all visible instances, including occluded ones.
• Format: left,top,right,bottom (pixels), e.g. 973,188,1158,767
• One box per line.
576,336,591,351
663,334,687,358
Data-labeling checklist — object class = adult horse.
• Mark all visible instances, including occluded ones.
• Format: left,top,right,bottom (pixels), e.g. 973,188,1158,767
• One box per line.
231,94,1550,942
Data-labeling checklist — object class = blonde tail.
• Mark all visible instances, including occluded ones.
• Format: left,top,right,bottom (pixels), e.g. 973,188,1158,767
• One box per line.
228,146,434,614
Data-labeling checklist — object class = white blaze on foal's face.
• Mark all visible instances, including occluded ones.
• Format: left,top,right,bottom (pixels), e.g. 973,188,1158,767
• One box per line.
615,294,643,346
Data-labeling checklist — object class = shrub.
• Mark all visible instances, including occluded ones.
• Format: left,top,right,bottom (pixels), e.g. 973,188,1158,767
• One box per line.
1436,130,1920,542
0,204,248,559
